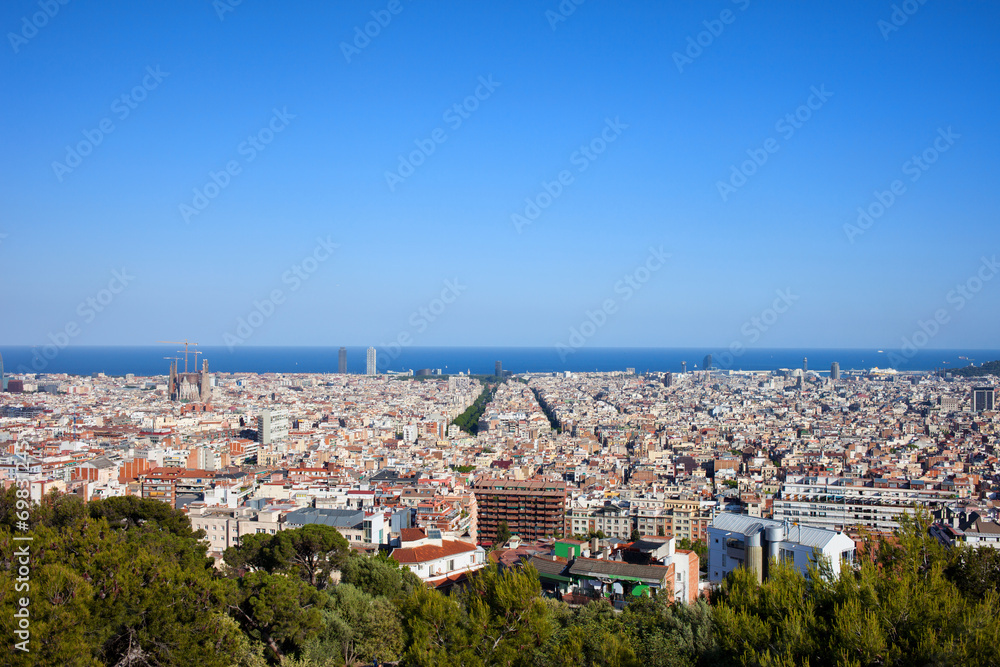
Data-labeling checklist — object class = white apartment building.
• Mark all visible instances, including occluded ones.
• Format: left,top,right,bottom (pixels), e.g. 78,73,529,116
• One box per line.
773,475,954,533
258,409,289,445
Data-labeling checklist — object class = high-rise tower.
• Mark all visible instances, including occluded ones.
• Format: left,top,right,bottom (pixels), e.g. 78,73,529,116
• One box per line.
803,357,808,373
338,347,347,374
366,347,377,375
200,359,212,402
830,362,840,380
973,387,995,413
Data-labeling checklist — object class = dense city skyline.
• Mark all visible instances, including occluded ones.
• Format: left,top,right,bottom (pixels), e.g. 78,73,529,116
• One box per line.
5,4,1000,663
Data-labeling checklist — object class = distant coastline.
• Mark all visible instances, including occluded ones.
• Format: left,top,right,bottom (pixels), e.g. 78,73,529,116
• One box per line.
2,345,997,378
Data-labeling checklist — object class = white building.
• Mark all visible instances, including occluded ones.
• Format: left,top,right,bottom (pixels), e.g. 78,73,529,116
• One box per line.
390,527,485,588
708,513,855,584
366,347,377,375
773,475,954,533
258,409,289,445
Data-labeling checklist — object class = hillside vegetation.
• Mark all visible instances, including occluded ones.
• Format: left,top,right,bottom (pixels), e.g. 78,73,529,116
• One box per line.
3,492,1000,666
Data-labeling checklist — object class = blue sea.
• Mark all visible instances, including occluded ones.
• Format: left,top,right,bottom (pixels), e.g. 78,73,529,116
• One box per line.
0,346,996,378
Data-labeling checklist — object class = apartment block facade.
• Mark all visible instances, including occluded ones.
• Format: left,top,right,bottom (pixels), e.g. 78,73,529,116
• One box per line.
473,477,567,544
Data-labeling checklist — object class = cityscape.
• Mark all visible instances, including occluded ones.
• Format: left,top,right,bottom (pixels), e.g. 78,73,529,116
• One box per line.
3,1,1000,666
2,345,1000,663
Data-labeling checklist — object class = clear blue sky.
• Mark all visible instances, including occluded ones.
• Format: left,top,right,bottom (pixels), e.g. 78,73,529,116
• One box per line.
2,0,998,349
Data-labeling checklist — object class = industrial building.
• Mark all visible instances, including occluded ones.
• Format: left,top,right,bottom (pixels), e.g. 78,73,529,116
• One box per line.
707,512,855,584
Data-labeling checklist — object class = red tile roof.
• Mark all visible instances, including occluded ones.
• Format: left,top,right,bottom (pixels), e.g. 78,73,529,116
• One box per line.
400,527,426,542
391,540,477,564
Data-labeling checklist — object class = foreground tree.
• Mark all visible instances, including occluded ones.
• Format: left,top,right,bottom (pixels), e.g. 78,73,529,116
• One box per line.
462,564,552,666
305,583,404,665
398,584,483,667
340,550,422,599
495,520,512,546
224,524,350,589
276,524,351,589
231,571,324,662
0,495,237,666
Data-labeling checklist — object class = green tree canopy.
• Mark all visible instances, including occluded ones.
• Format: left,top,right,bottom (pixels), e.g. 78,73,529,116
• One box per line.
340,551,422,599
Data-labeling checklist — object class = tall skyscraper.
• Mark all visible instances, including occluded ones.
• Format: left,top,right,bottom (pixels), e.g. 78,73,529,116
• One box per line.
663,372,673,388
803,357,808,373
703,354,712,371
0,352,5,392
973,387,995,413
681,361,687,374
366,347,377,375
830,362,840,380
338,347,347,374
495,361,502,378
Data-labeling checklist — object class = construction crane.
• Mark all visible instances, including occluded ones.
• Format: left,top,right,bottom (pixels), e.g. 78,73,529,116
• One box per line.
157,340,199,373
184,349,203,372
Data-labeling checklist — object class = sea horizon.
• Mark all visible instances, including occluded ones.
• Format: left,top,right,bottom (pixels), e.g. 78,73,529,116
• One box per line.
2,345,997,378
